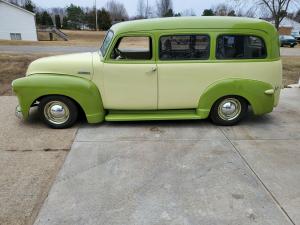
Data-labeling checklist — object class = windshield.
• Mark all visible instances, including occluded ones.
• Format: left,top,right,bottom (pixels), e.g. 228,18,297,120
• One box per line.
100,30,114,56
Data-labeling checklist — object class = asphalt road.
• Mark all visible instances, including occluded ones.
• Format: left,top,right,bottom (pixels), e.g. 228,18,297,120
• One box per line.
0,45,300,56
33,88,300,225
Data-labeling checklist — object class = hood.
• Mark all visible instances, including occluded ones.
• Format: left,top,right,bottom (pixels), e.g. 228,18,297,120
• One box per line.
26,52,94,78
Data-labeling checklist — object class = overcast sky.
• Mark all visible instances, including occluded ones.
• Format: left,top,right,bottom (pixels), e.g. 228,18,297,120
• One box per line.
32,0,226,16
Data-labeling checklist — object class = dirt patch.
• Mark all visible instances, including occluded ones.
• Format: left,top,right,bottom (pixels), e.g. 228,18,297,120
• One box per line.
0,53,52,95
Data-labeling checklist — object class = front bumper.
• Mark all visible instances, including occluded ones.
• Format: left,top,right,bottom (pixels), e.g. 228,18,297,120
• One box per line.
15,105,23,120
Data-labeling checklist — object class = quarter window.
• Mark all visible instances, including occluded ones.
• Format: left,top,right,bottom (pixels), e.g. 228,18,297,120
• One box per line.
216,35,267,59
159,35,210,60
111,36,152,60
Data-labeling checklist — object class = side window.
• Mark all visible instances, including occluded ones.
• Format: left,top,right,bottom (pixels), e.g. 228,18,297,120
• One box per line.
111,36,152,60
159,35,210,60
216,35,267,59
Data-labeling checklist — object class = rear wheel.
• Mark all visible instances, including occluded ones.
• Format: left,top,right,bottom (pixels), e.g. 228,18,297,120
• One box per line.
38,96,78,129
210,96,248,126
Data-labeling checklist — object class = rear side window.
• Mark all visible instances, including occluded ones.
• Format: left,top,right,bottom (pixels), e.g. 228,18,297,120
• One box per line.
159,35,210,60
216,35,267,59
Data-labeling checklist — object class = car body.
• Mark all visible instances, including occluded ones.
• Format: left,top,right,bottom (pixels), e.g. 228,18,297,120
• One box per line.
280,35,298,47
12,17,282,128
291,31,300,42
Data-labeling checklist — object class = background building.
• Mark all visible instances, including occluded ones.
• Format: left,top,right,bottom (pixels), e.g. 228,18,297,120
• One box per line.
0,0,37,41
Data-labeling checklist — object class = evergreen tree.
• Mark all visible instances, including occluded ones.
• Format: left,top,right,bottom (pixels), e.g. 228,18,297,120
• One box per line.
23,0,35,12
55,15,61,28
98,8,112,30
202,9,215,16
41,11,53,26
66,4,84,29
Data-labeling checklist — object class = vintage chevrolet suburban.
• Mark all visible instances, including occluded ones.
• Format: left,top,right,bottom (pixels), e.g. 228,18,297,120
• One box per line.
12,17,282,128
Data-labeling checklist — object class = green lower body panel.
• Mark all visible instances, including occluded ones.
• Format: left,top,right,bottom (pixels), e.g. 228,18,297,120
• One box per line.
105,110,203,121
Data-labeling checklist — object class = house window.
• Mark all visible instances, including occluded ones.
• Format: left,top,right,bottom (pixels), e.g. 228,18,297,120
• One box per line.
10,33,22,40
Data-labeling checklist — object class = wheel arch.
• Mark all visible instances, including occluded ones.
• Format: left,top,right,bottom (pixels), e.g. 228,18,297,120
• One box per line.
12,74,106,123
196,78,275,118
33,94,86,120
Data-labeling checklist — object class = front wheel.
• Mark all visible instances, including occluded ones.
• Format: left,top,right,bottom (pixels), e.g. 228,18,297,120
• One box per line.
38,96,78,129
210,96,248,126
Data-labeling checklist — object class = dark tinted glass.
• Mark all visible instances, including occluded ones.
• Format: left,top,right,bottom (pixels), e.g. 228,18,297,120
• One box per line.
216,35,267,59
159,35,210,60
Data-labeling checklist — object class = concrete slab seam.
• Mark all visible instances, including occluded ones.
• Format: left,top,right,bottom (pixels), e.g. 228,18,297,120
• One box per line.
219,128,296,225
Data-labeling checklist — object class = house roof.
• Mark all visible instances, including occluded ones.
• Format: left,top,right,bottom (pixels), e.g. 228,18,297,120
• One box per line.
262,17,300,31
111,16,277,35
0,0,35,16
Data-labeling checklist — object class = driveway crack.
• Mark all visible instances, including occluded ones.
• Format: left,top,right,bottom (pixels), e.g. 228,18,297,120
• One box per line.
219,127,296,225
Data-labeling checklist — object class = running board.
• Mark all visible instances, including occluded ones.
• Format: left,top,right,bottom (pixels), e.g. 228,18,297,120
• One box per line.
105,110,202,121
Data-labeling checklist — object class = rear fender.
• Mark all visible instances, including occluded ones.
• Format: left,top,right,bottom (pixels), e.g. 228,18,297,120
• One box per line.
197,78,275,118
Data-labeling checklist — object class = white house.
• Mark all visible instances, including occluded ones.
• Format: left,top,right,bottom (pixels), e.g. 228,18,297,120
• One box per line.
0,0,37,41
279,17,300,32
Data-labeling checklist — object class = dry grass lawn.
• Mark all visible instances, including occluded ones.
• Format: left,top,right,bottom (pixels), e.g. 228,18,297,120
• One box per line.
0,30,106,47
0,54,299,96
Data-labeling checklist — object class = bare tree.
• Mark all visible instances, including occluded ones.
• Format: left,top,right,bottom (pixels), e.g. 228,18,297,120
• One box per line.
106,0,128,22
233,0,299,29
137,0,146,18
156,0,173,17
213,3,236,16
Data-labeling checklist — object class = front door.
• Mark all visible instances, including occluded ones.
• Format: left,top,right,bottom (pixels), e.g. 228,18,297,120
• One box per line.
103,35,157,110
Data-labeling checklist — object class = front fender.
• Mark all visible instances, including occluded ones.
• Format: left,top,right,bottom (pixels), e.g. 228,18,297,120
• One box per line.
197,79,275,118
12,74,105,123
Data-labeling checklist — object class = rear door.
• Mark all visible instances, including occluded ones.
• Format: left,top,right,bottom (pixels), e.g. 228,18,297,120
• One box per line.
157,33,211,109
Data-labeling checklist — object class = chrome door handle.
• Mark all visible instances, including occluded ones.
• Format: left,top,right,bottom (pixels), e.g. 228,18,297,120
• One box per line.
146,67,157,75
151,67,157,72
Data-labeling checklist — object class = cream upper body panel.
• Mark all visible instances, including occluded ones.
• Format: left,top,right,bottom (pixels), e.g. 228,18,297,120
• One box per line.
157,60,282,109
26,53,94,79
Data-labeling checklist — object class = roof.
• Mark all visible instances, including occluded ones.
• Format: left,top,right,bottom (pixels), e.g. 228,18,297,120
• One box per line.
0,0,35,16
111,16,276,35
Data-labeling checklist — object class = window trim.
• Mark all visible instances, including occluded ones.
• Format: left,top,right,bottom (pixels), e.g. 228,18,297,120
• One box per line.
215,34,267,60
158,34,211,61
100,30,114,57
109,35,154,61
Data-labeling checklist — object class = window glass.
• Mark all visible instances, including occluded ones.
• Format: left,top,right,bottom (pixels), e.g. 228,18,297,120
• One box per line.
111,36,152,60
159,35,210,60
10,33,22,40
100,30,114,56
216,35,267,59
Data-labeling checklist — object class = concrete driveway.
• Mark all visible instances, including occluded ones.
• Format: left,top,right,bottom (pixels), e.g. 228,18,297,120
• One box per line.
0,96,77,225
33,88,300,225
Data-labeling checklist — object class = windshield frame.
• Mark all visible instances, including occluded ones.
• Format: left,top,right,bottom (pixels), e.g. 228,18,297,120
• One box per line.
100,30,114,56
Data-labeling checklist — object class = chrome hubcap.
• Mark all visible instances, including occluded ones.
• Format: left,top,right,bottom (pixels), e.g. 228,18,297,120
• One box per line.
218,98,241,121
44,101,70,125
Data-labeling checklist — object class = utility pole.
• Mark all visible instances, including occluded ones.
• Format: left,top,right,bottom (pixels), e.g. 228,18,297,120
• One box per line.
95,0,98,31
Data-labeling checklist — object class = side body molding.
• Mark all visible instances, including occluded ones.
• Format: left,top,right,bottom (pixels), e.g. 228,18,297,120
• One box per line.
12,74,105,123
196,78,275,118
